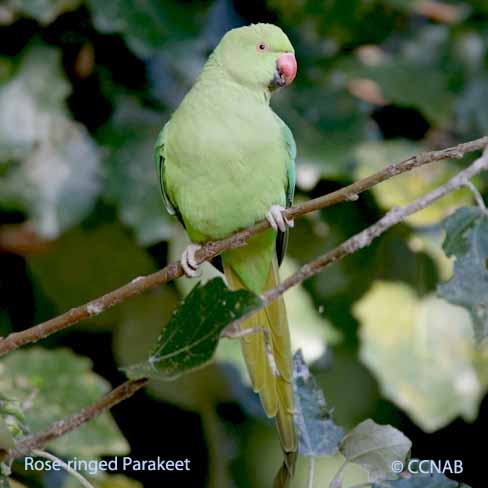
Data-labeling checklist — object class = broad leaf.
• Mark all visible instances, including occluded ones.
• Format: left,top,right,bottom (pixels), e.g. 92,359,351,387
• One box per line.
63,473,143,488
438,207,488,341
0,45,100,238
274,87,369,179
214,255,340,380
28,224,156,326
456,77,488,137
113,286,238,413
354,141,472,226
86,0,208,56
340,419,411,482
124,278,262,380
0,418,14,452
374,472,470,487
354,282,483,432
99,98,173,245
0,348,129,457
0,394,27,438
0,0,81,25
293,350,344,456
365,63,454,125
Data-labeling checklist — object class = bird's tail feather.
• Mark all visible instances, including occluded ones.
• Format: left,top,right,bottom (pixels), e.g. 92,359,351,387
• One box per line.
223,257,296,485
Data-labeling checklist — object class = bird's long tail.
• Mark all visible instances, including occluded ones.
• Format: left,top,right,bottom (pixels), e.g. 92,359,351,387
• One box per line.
224,257,297,486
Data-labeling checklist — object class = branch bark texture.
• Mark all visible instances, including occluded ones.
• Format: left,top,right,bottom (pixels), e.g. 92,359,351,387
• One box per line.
0,135,486,357
8,143,488,460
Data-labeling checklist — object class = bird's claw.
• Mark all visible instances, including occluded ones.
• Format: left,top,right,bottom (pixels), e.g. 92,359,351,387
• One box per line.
266,205,294,232
181,244,202,277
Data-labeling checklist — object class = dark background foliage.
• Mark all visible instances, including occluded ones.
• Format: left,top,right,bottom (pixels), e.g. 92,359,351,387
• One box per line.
1,1,487,487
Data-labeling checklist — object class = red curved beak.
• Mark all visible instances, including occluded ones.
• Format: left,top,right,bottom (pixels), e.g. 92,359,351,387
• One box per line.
276,53,297,86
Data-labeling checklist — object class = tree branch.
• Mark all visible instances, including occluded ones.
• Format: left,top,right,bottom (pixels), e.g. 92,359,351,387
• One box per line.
7,378,147,461
0,135,486,357
8,144,488,462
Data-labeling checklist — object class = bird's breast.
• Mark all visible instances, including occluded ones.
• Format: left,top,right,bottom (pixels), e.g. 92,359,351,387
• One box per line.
165,97,288,241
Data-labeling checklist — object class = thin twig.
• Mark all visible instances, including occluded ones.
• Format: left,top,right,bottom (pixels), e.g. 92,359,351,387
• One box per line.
222,325,279,376
31,450,95,488
329,459,348,488
8,379,147,460
9,144,488,463
307,457,315,488
208,145,488,343
0,136,486,357
464,180,487,211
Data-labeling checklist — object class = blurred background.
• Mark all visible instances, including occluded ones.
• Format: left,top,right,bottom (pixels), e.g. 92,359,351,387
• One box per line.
1,0,488,487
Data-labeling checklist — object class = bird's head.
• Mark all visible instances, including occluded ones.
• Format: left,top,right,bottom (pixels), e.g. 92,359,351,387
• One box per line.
214,23,297,92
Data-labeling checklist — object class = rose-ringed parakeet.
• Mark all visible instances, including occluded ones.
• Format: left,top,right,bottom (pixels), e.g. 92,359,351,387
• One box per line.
155,24,298,485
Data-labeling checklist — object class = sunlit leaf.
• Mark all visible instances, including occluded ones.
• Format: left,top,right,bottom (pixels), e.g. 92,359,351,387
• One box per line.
354,140,472,226
63,473,143,488
124,278,262,380
374,472,470,487
0,45,100,238
293,350,344,456
246,423,369,488
340,419,411,482
0,417,14,452
0,0,81,25
438,207,488,341
10,482,27,488
0,348,129,457
355,281,484,432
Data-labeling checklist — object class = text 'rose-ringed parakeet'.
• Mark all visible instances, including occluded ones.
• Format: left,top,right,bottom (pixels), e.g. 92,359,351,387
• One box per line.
155,24,298,486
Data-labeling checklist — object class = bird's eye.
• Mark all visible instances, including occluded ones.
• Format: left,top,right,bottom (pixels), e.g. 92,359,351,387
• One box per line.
257,42,267,52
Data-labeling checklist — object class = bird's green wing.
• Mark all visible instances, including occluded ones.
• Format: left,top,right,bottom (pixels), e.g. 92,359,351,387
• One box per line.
154,122,177,216
274,114,296,264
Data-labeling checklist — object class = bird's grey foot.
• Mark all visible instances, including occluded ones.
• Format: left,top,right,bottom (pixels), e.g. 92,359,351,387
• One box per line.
266,205,294,232
181,244,202,277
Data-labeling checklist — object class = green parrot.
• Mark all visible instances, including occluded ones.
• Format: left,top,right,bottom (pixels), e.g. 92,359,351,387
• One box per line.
155,24,298,485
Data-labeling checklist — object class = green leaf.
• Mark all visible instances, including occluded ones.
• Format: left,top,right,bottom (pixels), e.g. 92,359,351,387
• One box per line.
374,472,470,487
0,0,81,25
0,417,14,452
0,477,9,488
0,348,129,457
63,473,143,488
0,394,27,439
113,286,237,413
99,98,173,245
354,281,484,432
367,63,454,125
438,207,488,341
215,256,340,381
124,278,262,380
292,350,344,456
456,77,488,137
86,0,208,56
28,224,156,326
340,419,411,482
0,45,100,238
274,88,369,179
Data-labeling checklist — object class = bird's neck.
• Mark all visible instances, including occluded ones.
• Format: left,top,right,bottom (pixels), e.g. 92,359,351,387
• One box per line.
198,52,272,106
